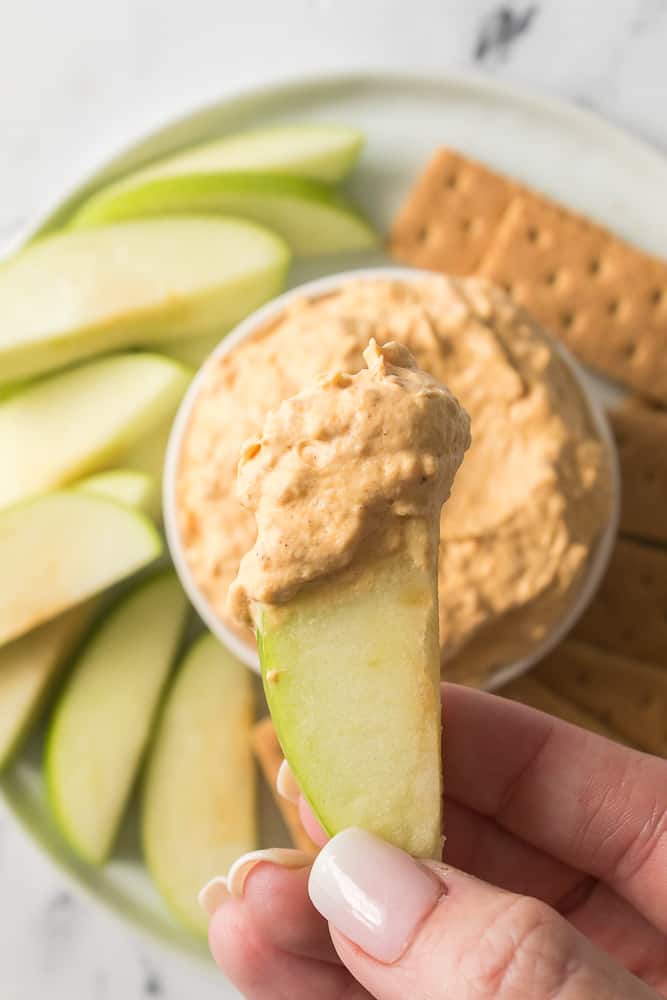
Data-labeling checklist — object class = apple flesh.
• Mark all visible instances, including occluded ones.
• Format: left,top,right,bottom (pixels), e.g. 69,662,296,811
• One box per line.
0,604,95,770
0,216,289,384
142,634,256,936
122,421,172,484
71,174,378,256
0,472,161,768
46,572,189,864
0,353,191,511
256,537,443,861
0,491,161,646
156,329,229,367
81,124,364,192
76,469,160,520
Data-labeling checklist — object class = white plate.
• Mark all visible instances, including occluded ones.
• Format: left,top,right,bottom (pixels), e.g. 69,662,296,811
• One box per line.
2,69,665,961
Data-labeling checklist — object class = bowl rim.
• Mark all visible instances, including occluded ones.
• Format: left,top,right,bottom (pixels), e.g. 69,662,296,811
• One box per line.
164,265,621,688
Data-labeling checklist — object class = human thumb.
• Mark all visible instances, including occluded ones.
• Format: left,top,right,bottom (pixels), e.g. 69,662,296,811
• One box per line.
308,828,657,999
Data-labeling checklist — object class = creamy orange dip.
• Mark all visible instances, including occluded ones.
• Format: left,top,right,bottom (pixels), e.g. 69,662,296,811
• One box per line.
228,339,471,625
176,276,612,685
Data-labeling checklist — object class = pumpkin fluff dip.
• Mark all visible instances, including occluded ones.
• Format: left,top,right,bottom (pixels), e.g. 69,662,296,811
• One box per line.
175,275,613,686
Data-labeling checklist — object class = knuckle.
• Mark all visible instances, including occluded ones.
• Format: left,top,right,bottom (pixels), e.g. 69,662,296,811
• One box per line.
464,895,580,998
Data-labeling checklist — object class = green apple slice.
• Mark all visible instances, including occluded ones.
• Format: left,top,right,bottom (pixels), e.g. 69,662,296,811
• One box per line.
157,329,228,367
0,354,191,511
71,174,378,256
0,217,289,384
76,469,160,520
46,572,189,864
86,125,364,194
0,380,24,402
142,634,256,935
0,472,160,769
256,539,443,860
0,491,162,646
122,421,171,482
0,604,96,770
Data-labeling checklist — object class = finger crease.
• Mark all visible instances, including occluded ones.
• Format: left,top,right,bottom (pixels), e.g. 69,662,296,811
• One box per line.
494,721,555,825
553,876,597,917
609,801,667,888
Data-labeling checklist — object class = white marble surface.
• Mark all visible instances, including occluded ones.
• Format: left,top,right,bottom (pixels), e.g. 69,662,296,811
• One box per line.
1,0,667,996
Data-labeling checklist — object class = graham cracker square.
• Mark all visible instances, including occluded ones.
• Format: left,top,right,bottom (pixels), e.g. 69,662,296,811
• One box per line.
389,148,517,274
477,195,667,403
610,398,667,544
536,640,667,757
501,673,624,742
573,538,667,666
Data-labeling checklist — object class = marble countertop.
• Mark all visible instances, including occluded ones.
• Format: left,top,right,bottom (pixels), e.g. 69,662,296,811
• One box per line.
1,0,666,995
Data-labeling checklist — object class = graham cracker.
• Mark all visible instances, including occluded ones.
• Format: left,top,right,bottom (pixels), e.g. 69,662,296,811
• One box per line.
250,718,319,857
389,148,517,274
501,673,624,743
477,195,667,404
536,640,667,757
573,538,667,666
609,397,667,544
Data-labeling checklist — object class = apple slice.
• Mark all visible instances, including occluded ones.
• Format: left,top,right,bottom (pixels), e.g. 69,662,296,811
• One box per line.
76,469,160,520
0,354,191,511
82,125,364,194
122,421,171,483
256,540,443,860
0,380,23,402
0,472,160,768
0,604,96,770
0,491,161,646
71,174,378,256
157,329,228,367
46,572,189,864
0,217,289,384
142,634,256,935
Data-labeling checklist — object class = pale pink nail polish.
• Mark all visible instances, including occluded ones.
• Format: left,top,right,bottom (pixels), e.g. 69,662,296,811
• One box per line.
308,828,442,963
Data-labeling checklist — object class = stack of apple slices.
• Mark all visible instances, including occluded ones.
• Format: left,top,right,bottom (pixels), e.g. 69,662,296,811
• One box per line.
0,123,376,936
69,124,375,257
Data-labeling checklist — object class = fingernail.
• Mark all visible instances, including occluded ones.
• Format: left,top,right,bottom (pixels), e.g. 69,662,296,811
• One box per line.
198,876,229,916
198,847,313,914
308,828,442,963
276,759,300,804
226,848,312,898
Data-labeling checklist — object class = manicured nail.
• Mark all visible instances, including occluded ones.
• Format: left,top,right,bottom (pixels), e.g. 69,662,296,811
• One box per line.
198,847,313,915
198,876,229,916
308,828,442,963
226,848,312,897
277,758,300,803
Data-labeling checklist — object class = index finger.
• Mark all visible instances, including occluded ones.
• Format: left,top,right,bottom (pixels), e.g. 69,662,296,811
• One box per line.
442,684,667,933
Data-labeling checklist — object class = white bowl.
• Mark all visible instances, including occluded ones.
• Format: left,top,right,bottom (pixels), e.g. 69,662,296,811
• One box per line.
164,266,620,690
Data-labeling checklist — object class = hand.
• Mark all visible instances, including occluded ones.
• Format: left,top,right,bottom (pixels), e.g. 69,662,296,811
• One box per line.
206,685,667,998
